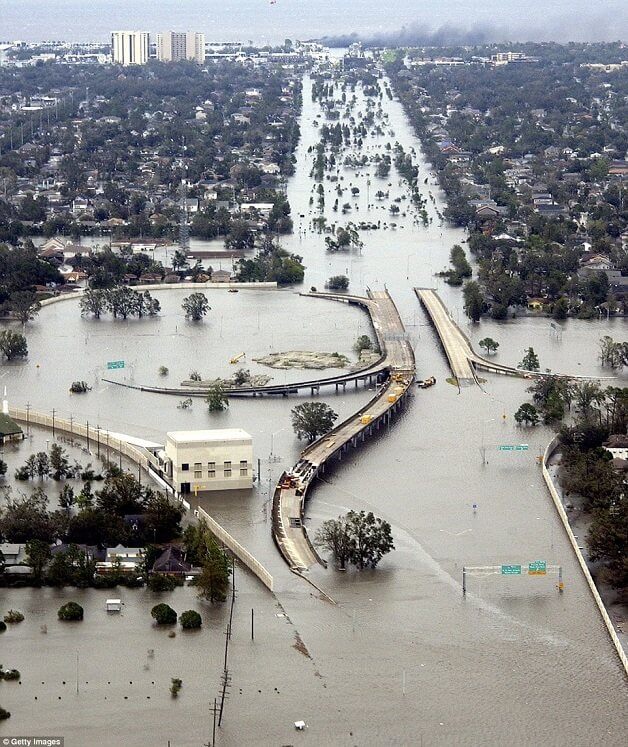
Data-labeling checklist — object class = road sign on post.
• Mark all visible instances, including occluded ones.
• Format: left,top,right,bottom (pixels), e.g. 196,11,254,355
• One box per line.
501,565,522,575
528,560,547,575
498,444,529,452
106,360,125,370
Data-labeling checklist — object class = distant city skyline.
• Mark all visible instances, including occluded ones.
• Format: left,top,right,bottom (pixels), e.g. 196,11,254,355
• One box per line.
4,0,627,44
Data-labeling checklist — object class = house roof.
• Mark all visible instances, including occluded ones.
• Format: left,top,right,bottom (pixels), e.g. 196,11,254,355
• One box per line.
152,546,192,574
604,434,628,448
0,413,23,437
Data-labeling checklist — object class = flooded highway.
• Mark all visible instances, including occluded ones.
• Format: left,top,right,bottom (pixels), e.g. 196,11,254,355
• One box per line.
1,70,627,745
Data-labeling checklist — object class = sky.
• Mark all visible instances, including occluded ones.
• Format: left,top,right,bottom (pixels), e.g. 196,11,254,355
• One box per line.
1,0,626,44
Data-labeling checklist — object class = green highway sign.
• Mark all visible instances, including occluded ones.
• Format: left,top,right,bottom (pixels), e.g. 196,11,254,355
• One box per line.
501,565,522,575
498,444,529,451
528,560,547,575
106,360,125,370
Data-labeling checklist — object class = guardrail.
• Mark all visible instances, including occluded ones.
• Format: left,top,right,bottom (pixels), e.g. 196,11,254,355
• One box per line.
542,436,628,676
196,507,274,592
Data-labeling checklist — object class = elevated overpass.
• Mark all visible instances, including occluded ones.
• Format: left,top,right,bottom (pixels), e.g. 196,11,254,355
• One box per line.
415,288,612,387
272,290,416,571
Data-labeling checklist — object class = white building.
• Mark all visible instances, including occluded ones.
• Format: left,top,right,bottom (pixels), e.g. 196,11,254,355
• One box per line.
161,429,253,494
156,32,205,64
111,31,150,66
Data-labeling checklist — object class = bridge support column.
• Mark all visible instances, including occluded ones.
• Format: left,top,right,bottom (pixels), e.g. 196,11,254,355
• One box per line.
355,380,358,389
335,383,339,393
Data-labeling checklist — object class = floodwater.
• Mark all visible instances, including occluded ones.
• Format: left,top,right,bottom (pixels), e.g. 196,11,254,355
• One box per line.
1,72,627,745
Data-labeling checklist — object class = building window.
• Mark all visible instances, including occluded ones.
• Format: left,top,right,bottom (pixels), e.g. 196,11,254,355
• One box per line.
240,460,247,467
194,462,202,471
209,470,216,478
240,468,248,476
181,463,189,471
194,470,202,479
208,461,215,471
224,469,232,478
224,461,231,469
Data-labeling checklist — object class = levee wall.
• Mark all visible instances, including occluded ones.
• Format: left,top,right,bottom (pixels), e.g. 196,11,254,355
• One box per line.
542,437,627,676
196,507,274,592
8,407,274,593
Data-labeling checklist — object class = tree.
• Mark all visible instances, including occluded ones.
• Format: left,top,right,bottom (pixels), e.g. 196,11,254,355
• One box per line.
315,511,394,570
80,289,107,318
291,402,338,442
50,443,70,480
514,403,539,426
9,291,41,324
144,493,183,542
25,539,52,583
327,275,349,290
147,574,178,592
171,250,189,272
345,510,395,569
233,368,251,386
462,281,484,322
478,337,499,355
58,602,84,621
151,603,177,625
179,610,202,629
206,384,229,412
0,330,28,360
195,543,231,604
0,459,7,478
587,501,627,589
182,292,210,321
315,516,351,569
354,335,375,354
519,347,540,371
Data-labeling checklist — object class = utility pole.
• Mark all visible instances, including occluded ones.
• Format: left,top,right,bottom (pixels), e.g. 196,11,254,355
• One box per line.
251,608,254,641
51,408,56,437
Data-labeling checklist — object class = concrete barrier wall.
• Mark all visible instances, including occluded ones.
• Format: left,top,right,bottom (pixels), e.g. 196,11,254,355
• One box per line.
542,436,628,675
8,407,274,593
9,406,151,471
39,280,278,308
196,507,274,592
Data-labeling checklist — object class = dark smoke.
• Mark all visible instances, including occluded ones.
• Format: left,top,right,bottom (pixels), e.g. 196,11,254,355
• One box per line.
318,23,509,48
316,15,624,47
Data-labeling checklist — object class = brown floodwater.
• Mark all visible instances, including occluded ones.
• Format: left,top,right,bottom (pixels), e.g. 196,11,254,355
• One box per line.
1,71,627,746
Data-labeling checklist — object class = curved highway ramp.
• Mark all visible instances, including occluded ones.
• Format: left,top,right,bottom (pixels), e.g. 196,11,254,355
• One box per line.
272,290,416,571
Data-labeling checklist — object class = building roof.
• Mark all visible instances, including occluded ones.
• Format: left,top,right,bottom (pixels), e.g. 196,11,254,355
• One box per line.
167,428,252,444
604,434,628,448
0,413,23,437
152,546,192,574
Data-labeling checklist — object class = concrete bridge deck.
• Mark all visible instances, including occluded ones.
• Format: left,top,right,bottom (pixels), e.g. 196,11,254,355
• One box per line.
415,288,615,386
272,290,415,571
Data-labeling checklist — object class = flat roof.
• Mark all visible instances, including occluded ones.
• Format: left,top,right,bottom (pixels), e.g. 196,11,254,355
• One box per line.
167,428,252,444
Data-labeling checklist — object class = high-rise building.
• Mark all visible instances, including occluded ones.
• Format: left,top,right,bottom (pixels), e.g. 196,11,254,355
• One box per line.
111,31,149,66
156,32,205,64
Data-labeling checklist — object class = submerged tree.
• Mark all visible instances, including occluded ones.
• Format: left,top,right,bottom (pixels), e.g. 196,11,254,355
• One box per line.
291,402,338,442
315,511,394,570
519,347,540,371
182,292,210,321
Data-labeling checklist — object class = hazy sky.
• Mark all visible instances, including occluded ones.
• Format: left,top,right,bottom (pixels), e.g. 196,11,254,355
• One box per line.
2,0,627,43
